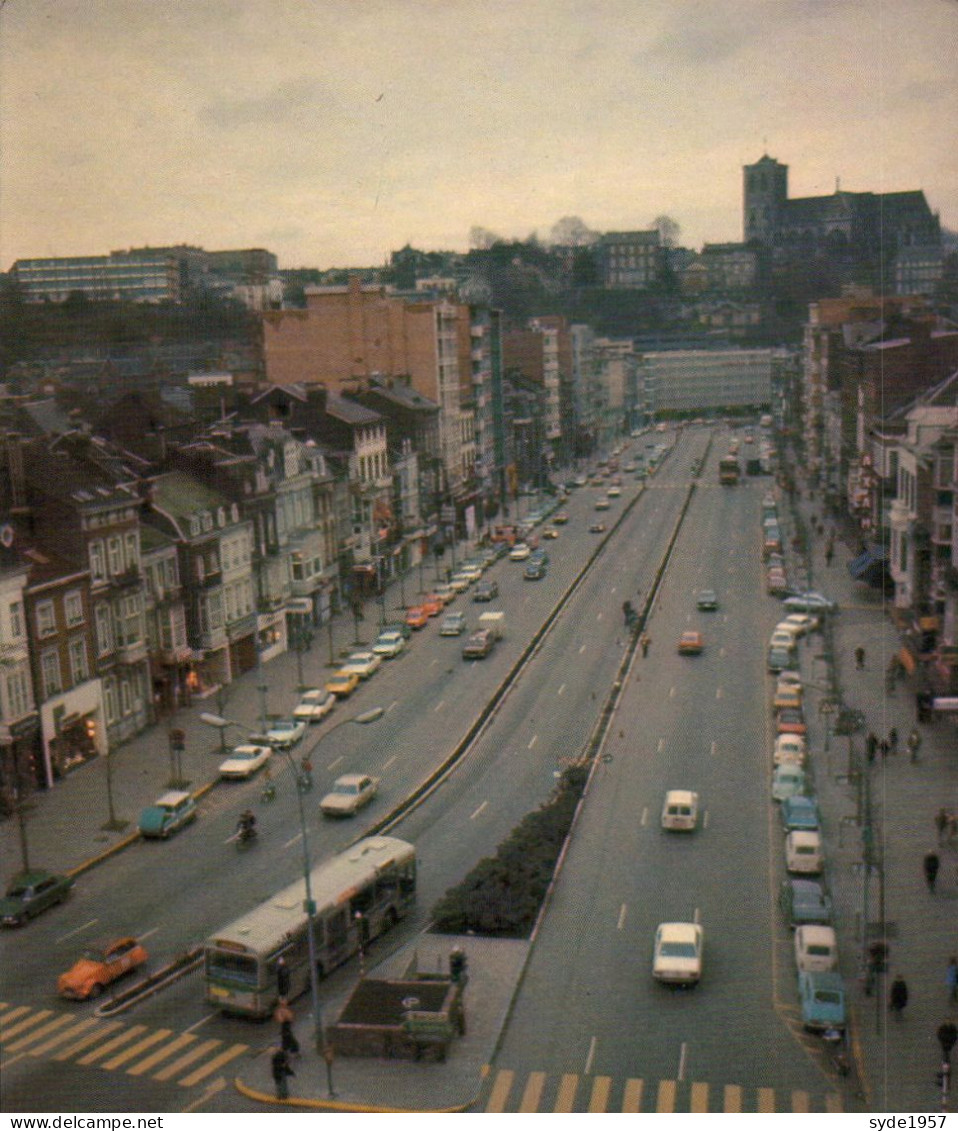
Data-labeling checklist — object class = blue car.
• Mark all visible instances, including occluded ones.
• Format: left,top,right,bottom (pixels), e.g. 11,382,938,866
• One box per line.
781,795,820,832
798,970,846,1031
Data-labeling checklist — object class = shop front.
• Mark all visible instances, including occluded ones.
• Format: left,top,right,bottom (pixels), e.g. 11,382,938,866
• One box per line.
40,681,106,787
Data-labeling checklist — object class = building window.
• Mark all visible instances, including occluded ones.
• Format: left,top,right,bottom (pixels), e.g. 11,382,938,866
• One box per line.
36,600,56,638
103,677,118,724
89,541,106,582
107,536,122,575
124,531,139,570
69,638,89,684
95,604,113,654
41,649,62,698
9,600,24,639
120,679,133,715
65,590,84,627
6,667,31,718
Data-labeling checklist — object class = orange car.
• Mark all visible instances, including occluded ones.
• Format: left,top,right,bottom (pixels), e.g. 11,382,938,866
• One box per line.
420,594,444,617
677,631,704,655
58,936,148,1000
406,606,429,630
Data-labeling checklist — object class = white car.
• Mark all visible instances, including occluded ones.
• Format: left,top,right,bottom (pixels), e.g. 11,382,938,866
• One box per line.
432,584,458,605
319,773,380,817
448,573,472,593
265,718,307,749
607,486,622,498
652,922,703,986
372,631,406,658
509,543,532,561
293,687,336,723
769,629,796,651
794,925,839,973
218,744,272,780
782,613,817,637
459,564,484,582
341,651,382,680
776,670,803,692
786,830,824,875
439,611,467,636
774,734,807,766
661,790,699,832
783,591,837,614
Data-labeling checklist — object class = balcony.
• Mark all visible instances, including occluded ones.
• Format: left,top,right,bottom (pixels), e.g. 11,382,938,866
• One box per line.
117,639,148,665
195,569,223,589
109,566,141,589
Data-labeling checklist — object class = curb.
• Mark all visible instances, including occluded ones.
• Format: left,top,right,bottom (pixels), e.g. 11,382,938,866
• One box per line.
232,1073,475,1113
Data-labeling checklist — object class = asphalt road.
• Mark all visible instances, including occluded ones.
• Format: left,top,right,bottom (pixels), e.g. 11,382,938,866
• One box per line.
1,431,703,1112
481,440,841,1113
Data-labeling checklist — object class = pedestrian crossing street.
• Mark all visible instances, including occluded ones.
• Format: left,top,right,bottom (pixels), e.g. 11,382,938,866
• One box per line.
477,1067,844,1113
0,1002,248,1089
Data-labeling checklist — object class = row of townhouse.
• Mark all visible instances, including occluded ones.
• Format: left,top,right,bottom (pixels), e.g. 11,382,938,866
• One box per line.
0,390,416,805
797,291,958,703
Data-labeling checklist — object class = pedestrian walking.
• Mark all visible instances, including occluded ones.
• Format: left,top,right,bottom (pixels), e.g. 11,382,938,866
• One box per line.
935,808,950,844
825,542,834,567
888,727,899,755
276,955,291,999
907,728,922,763
924,851,941,893
879,737,891,759
641,633,650,658
271,1047,294,1100
274,998,300,1055
855,646,866,670
866,732,878,763
946,957,958,1005
889,976,909,1016
939,1021,958,1064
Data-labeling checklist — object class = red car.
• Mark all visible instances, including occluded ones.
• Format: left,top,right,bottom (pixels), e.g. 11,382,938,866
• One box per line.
677,631,704,655
405,606,429,630
420,594,444,617
776,707,807,736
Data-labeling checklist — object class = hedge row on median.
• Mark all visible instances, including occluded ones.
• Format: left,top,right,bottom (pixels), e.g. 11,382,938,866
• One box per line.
430,764,589,938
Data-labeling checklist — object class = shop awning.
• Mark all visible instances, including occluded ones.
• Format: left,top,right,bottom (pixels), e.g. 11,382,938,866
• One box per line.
847,545,889,587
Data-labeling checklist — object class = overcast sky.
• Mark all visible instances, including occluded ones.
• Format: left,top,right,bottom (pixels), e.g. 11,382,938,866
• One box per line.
1,0,955,271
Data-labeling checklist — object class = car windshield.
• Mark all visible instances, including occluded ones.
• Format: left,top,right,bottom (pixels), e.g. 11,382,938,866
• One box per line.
6,884,29,898
232,751,257,761
815,990,842,1004
808,945,832,956
660,942,698,958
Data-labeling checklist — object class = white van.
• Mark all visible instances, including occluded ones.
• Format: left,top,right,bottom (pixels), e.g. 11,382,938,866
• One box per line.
661,790,699,831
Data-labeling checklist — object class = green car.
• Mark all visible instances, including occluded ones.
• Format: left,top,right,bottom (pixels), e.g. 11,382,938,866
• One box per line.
0,870,74,927
139,790,198,839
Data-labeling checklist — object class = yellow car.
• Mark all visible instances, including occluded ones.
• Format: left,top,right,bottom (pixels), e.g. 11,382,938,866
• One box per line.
325,669,360,698
773,685,803,711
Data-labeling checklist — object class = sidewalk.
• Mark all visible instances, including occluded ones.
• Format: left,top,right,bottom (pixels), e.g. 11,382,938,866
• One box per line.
788,488,958,1112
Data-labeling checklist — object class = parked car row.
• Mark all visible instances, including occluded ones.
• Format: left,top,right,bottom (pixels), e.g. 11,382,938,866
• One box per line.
763,528,847,1036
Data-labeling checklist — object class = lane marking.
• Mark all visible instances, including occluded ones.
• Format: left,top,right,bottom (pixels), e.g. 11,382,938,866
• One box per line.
486,1069,514,1113
528,734,538,749
690,1082,709,1112
283,832,303,849
657,738,665,752
640,807,648,826
184,1013,217,1035
669,686,676,698
139,927,160,942
557,683,566,696
470,801,488,821
181,1077,227,1112
127,1032,196,1076
584,1035,597,1075
152,1038,221,1082
519,1071,545,1113
387,700,398,713
434,700,445,712
327,755,344,770
554,1073,578,1112
678,1041,688,1080
657,1079,676,1112
178,1042,248,1086
589,1075,612,1113
56,919,99,944
102,1029,173,1071
617,903,628,930
716,687,723,700
622,1078,643,1112
724,1084,742,1112
710,741,716,756
383,755,397,770
579,644,586,654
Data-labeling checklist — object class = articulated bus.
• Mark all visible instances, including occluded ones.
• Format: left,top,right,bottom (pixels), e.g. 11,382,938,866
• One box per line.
204,836,416,1017
718,455,741,485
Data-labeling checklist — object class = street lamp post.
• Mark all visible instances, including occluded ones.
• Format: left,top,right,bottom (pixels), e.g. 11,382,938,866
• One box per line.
199,705,385,1085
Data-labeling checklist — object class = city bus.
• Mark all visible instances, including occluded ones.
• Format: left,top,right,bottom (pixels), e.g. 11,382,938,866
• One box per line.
719,455,741,485
203,836,416,1017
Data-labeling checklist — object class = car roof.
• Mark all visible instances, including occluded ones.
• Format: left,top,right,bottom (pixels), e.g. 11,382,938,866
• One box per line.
155,790,191,806
333,773,371,787
798,925,836,943
657,922,701,940
664,789,698,805
787,829,821,844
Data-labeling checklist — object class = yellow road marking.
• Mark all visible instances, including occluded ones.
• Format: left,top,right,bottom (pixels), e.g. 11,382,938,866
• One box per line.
177,1042,248,1086
622,1078,643,1112
0,1005,30,1026
519,1071,545,1112
690,1081,709,1112
485,1069,513,1112
77,1025,147,1065
5,1015,74,1052
554,1073,578,1112
102,1029,172,1070
588,1075,612,1112
825,1092,844,1113
724,1084,742,1112
1,1010,53,1040
152,1038,221,1082
793,1090,809,1112
28,1018,99,1058
757,1086,776,1112
126,1033,196,1076
53,1022,122,1060
657,1079,676,1112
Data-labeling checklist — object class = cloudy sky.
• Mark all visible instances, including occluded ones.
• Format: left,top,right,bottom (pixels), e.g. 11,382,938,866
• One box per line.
1,0,955,270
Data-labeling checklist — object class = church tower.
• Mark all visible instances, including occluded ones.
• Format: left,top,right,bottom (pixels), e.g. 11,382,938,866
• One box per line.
743,155,788,245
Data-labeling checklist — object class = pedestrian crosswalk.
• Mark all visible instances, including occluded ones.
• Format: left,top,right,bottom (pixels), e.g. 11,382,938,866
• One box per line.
0,1002,249,1090
477,1066,844,1113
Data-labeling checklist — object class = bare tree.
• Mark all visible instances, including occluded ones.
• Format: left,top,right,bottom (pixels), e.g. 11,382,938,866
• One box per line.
469,226,502,250
651,215,681,248
549,216,598,247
